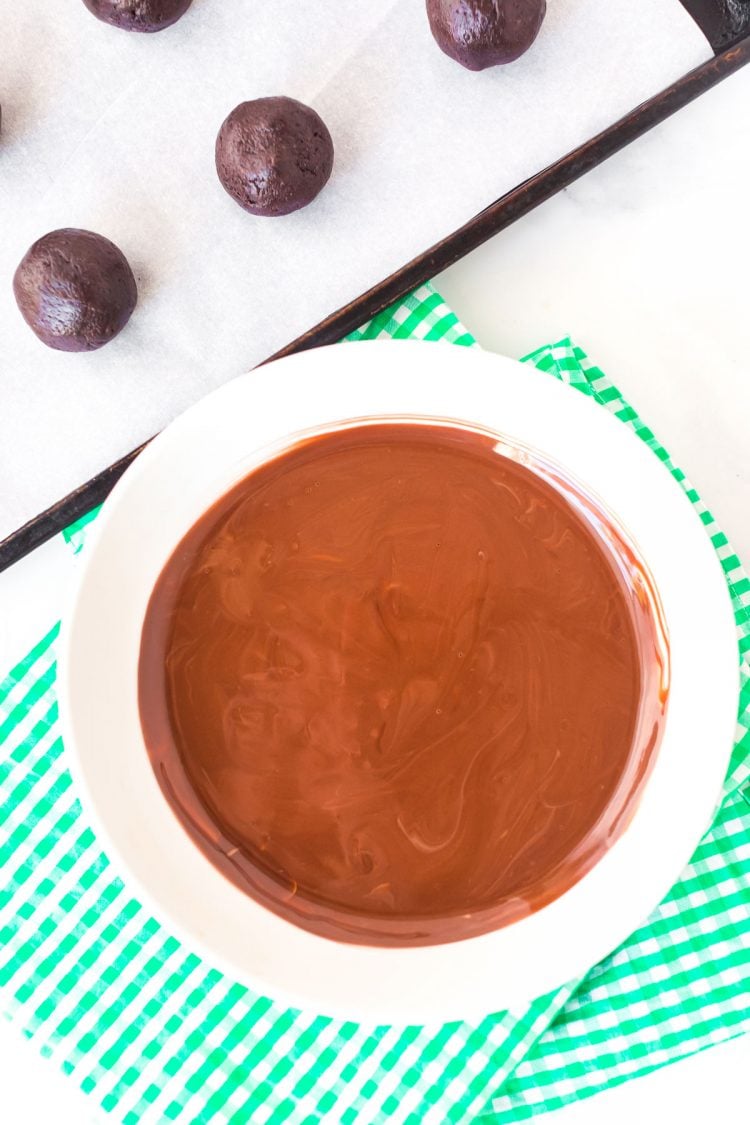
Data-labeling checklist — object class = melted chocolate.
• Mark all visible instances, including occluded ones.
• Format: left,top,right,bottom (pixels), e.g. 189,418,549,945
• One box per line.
139,423,667,946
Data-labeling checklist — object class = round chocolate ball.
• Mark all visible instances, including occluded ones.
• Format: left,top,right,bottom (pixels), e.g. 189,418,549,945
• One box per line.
426,0,547,71
13,229,138,353
81,0,192,33
215,97,334,218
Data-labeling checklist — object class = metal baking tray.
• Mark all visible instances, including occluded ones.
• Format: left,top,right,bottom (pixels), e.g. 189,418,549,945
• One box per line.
1,0,748,573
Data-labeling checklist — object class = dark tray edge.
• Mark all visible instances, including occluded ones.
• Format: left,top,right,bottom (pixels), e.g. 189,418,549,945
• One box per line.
2,37,749,574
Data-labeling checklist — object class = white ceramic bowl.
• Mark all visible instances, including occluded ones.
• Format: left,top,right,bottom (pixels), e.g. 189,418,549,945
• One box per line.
59,341,739,1023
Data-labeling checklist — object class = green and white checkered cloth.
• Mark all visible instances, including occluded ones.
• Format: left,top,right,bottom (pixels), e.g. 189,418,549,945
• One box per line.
1,285,748,1124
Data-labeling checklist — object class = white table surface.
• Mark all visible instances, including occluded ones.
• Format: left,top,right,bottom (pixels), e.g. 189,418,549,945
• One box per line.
1,58,749,1125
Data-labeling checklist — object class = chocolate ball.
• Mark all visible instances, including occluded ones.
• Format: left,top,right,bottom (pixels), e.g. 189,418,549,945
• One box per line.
215,97,334,218
81,0,192,33
13,229,138,353
426,0,547,71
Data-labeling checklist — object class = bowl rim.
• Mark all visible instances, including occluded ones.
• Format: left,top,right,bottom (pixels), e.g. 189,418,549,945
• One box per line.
58,340,739,1023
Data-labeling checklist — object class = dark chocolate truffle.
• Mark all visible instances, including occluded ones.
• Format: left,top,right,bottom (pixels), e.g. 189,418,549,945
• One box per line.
426,0,546,71
215,97,334,218
81,0,192,33
13,229,138,353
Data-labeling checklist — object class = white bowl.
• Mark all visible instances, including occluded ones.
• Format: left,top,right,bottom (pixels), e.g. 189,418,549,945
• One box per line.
58,341,739,1024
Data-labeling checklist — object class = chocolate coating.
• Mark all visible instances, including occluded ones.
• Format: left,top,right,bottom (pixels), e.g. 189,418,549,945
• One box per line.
215,97,334,217
13,229,137,352
140,424,668,946
82,0,193,33
426,0,547,70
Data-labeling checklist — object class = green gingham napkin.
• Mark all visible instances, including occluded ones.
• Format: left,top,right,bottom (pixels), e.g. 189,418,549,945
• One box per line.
1,285,748,1124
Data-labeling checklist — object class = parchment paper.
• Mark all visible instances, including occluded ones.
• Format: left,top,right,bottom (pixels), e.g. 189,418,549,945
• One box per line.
0,0,711,539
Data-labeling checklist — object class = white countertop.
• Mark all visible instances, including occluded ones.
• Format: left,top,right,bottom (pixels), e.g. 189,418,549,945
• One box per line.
439,62,750,568
1,56,749,1125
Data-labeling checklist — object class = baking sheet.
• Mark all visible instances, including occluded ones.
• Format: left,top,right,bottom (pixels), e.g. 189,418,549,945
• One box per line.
0,0,711,540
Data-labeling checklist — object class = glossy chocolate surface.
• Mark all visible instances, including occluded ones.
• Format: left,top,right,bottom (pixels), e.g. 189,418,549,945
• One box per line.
139,423,667,946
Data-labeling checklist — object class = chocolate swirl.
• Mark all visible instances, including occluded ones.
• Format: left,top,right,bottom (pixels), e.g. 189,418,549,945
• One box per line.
139,423,667,946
